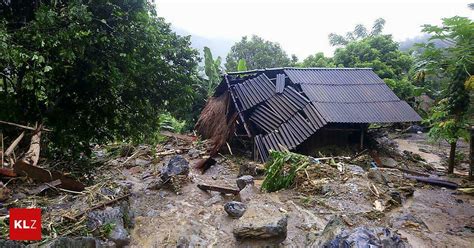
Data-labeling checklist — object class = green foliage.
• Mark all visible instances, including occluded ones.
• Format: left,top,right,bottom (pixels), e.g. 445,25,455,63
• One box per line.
225,35,292,71
203,46,222,97
299,52,335,68
237,59,247,71
159,113,186,134
261,151,310,192
329,18,386,46
384,78,422,102
0,1,199,158
417,16,473,144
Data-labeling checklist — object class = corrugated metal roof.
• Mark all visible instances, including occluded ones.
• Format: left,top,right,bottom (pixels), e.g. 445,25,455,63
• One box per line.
220,68,422,161
313,101,422,123
284,68,422,123
284,68,382,85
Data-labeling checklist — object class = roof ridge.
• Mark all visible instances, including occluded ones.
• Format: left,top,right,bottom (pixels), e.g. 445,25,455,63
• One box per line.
283,67,373,70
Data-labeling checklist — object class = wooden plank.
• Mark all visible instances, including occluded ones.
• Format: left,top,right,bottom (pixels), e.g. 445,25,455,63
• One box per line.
197,183,240,195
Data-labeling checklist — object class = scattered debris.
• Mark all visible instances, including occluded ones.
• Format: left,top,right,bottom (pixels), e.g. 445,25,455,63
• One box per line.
26,179,61,195
13,159,85,191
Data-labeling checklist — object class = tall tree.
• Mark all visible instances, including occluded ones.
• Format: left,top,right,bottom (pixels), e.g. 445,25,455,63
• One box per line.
0,0,200,157
329,18,386,46
225,35,292,71
417,16,473,174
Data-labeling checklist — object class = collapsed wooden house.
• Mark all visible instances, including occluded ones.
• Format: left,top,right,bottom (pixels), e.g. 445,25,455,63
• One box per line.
196,68,421,162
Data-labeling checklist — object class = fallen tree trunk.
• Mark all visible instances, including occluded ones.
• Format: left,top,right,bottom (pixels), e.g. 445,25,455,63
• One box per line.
405,175,458,189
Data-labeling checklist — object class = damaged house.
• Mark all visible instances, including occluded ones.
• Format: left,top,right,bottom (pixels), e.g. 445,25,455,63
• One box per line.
196,68,421,163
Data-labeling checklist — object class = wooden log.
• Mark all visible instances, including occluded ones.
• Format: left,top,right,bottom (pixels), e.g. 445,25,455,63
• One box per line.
197,183,240,195
0,120,51,131
5,131,24,157
404,175,458,189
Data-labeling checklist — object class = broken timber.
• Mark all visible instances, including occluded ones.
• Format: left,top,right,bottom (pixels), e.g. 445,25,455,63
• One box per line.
197,183,240,195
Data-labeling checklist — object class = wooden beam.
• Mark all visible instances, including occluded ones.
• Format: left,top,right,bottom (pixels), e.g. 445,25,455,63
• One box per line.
197,183,240,195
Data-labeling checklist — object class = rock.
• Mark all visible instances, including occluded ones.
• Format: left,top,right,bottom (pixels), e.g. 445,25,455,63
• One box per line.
0,240,25,248
236,175,254,190
405,125,424,133
87,206,130,247
380,157,398,168
42,237,110,248
233,204,288,241
323,227,407,248
314,215,348,246
238,162,264,177
160,155,189,181
187,148,200,159
224,201,247,218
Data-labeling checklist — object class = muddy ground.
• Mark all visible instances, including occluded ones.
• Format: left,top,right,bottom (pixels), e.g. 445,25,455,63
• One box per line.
1,131,473,247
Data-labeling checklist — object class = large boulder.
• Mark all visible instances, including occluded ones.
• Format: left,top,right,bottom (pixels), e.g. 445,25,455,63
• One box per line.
323,227,407,248
233,204,288,241
160,155,189,181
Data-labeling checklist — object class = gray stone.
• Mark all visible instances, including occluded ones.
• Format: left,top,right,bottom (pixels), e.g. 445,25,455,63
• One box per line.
323,227,407,248
233,204,288,241
187,148,200,159
236,175,254,190
42,237,104,248
380,157,398,168
87,206,130,247
314,215,348,247
0,240,25,248
224,201,247,218
160,155,189,181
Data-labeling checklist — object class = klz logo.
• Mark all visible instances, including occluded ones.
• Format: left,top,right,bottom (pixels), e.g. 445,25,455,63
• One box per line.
9,208,42,240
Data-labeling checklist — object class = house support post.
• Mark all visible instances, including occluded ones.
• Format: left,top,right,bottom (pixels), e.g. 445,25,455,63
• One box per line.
224,75,252,138
360,125,364,150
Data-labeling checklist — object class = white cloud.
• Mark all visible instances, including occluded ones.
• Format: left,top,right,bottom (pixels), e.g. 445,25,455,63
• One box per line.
155,0,473,59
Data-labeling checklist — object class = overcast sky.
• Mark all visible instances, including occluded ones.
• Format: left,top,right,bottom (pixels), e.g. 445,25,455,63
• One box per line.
155,0,473,59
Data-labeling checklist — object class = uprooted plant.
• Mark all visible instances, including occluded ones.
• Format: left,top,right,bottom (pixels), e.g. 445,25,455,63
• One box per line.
261,151,311,192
